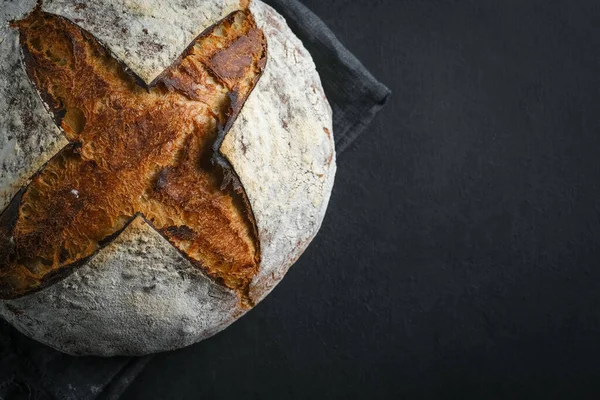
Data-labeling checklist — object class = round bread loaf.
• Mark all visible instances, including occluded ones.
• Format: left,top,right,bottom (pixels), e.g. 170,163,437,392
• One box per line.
0,0,336,356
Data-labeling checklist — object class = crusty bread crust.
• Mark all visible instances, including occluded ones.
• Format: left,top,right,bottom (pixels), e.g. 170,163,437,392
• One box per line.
0,0,336,356
0,0,68,214
225,1,336,304
42,0,243,84
1,8,265,305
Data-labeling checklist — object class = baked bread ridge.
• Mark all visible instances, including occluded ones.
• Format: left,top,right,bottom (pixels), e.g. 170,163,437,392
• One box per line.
224,0,336,303
0,0,336,356
0,0,69,213
0,7,265,303
0,217,240,356
42,0,243,84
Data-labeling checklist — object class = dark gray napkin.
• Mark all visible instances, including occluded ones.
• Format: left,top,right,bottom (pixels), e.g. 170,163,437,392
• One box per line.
265,0,390,153
0,0,390,399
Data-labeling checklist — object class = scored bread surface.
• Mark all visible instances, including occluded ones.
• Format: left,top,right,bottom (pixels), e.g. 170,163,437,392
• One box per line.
1,217,240,355
224,1,336,303
0,0,69,213
42,0,243,84
0,0,335,356
0,7,264,305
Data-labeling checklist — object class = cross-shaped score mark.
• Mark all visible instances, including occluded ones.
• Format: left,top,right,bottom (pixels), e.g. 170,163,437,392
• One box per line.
0,8,266,306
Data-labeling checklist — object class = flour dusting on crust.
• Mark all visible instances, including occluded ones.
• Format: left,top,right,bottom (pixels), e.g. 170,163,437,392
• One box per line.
0,0,336,356
0,217,240,356
221,1,336,303
0,1,68,211
43,0,242,83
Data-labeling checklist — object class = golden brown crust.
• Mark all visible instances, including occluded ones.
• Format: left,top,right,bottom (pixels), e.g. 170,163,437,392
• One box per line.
0,9,266,304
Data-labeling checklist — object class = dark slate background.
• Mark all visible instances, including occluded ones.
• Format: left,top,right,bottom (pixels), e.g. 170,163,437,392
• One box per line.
123,0,600,398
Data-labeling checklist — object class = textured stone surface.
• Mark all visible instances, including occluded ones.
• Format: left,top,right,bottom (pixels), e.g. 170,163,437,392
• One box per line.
0,1,68,211
43,0,241,84
0,0,336,356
